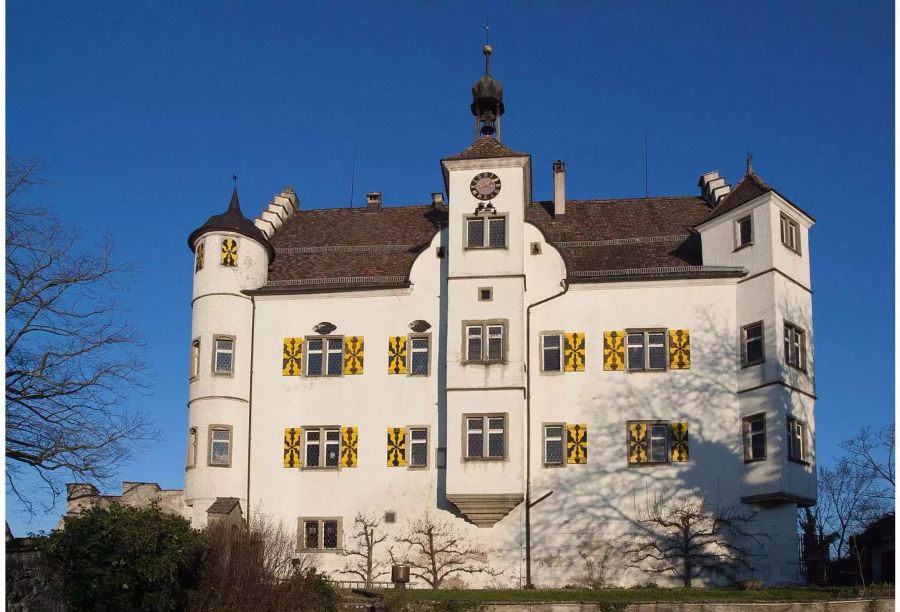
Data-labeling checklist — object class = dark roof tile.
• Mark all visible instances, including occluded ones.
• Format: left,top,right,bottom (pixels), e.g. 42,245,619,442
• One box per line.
442,138,527,161
703,173,771,223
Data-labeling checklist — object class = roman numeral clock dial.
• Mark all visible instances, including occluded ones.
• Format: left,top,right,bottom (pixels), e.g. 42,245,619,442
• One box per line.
470,172,502,201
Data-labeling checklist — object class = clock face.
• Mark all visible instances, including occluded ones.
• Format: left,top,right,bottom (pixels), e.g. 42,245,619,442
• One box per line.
470,172,502,201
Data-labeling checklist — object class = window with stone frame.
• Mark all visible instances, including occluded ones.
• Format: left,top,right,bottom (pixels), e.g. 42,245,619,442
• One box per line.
465,215,507,248
742,322,764,367
780,213,801,254
409,336,430,376
626,330,667,371
299,517,342,551
543,424,564,465
736,215,753,248
305,337,344,377
787,416,807,463
190,338,201,379
464,414,506,460
304,427,341,468
213,336,234,375
408,428,428,467
208,426,232,467
464,321,506,363
186,427,197,468
783,322,806,371
742,414,766,462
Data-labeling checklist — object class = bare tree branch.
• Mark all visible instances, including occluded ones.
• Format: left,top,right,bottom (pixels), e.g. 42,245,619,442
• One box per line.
339,512,389,586
816,458,888,559
5,155,156,514
387,512,501,589
623,491,765,587
840,425,895,492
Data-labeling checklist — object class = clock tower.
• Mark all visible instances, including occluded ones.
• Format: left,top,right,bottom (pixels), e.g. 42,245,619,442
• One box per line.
438,45,532,527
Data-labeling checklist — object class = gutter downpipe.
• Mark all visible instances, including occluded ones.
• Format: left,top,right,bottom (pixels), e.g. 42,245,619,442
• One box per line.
246,294,256,526
524,278,568,589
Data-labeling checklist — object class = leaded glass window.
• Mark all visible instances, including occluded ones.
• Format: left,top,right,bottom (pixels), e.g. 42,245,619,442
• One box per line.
465,415,505,460
626,330,667,371
410,337,429,376
214,337,234,375
409,428,428,467
544,425,564,465
466,418,483,459
649,424,668,463
323,520,338,549
542,334,562,372
306,337,343,376
209,427,231,466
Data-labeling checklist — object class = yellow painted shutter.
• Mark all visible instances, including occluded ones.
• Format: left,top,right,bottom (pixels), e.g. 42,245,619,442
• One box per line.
566,423,588,464
604,331,626,371
282,337,303,376
195,241,204,272
388,336,408,374
341,426,358,467
284,427,302,468
343,336,364,375
671,422,689,462
221,238,238,266
564,332,586,372
628,423,649,464
387,427,407,467
669,329,691,369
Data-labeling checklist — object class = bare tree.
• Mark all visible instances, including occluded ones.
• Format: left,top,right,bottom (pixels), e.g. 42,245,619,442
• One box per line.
817,458,887,559
841,424,895,494
388,512,501,589
340,512,389,586
624,492,764,587
6,156,154,512
578,541,615,589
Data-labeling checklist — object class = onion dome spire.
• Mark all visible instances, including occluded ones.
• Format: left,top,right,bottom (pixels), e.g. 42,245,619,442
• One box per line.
470,43,505,142
187,184,275,261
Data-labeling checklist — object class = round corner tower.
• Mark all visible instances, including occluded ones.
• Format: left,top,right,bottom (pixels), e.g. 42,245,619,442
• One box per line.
184,187,274,527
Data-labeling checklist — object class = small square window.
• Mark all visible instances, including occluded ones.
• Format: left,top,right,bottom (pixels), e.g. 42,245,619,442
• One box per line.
384,511,396,524
736,215,753,248
478,287,493,301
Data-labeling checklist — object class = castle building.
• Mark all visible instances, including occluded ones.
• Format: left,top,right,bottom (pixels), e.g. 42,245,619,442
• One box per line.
184,45,816,587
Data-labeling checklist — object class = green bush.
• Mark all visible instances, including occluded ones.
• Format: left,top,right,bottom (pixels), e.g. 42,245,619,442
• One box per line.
43,503,206,611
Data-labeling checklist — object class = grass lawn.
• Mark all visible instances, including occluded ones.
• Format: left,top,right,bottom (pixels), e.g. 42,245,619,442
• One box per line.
374,585,894,604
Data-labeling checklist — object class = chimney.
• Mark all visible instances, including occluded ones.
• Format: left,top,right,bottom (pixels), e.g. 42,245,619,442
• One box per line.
366,192,382,212
553,160,566,218
431,192,444,211
698,171,730,207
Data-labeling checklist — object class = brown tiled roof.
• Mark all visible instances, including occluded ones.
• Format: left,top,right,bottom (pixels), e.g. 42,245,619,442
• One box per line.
206,497,241,515
526,197,712,276
263,205,447,291
442,137,527,161
703,173,772,223
256,195,740,291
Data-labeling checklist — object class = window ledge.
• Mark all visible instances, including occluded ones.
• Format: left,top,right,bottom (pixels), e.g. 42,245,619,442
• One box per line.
788,458,811,466
741,360,765,369
208,464,232,468
743,457,767,464
463,457,507,462
733,242,754,253
301,466,341,471
462,360,508,366
464,246,508,251
627,462,673,468
298,548,342,554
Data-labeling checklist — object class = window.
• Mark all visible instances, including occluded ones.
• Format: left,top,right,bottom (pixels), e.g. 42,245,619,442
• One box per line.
465,415,506,460
303,427,341,468
409,336,430,376
780,214,801,254
306,337,343,376
542,333,562,372
478,287,493,301
783,322,806,370
742,414,766,462
465,215,507,248
186,428,197,468
208,426,232,467
190,338,201,379
736,215,753,248
741,322,764,367
543,424,564,465
409,428,428,467
626,330,667,371
300,518,342,551
195,241,205,272
464,321,506,363
213,336,234,375
787,417,807,463
648,424,669,463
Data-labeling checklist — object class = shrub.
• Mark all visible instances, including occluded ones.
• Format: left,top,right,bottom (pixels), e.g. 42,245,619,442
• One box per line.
43,504,206,611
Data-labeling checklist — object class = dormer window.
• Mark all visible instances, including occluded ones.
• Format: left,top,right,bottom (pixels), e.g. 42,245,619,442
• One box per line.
735,215,753,249
465,215,507,249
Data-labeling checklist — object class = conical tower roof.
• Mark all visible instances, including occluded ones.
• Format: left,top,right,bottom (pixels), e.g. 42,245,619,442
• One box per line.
187,188,276,261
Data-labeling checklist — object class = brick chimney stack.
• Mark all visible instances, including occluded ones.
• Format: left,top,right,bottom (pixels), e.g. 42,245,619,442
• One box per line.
366,192,382,212
553,160,566,219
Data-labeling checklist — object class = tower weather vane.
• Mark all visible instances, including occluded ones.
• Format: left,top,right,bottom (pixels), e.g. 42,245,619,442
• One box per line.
232,173,238,188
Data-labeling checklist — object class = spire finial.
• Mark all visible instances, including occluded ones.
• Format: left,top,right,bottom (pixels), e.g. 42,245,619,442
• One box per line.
746,152,753,175
483,21,492,75
232,173,238,188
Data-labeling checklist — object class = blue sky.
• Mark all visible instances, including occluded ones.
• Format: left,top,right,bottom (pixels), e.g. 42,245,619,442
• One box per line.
6,1,893,534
